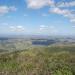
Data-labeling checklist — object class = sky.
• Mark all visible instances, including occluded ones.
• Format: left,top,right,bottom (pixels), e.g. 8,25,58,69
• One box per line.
0,0,75,36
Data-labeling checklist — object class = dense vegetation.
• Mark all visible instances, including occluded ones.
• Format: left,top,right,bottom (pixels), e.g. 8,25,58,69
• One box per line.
0,46,75,75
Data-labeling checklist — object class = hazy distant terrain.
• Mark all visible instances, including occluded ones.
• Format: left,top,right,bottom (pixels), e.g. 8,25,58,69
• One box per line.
0,36,75,53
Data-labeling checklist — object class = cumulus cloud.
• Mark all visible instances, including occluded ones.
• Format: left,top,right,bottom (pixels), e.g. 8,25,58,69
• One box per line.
9,26,25,32
26,0,54,9
49,1,75,24
55,1,75,7
49,7,75,24
49,7,71,16
0,6,17,15
26,0,75,24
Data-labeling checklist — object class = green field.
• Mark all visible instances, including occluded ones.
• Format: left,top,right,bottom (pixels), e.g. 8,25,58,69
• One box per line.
0,46,75,75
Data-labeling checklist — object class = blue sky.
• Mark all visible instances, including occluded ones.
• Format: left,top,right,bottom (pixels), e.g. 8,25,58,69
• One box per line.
0,0,75,36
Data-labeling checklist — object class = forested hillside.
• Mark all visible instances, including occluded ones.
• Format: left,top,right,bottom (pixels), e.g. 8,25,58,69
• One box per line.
0,46,75,75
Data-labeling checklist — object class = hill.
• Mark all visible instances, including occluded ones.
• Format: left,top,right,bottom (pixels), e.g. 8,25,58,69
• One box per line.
0,46,75,75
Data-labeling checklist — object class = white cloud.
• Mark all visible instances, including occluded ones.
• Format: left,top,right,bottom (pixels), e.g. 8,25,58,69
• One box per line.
49,7,71,16
56,1,75,7
26,0,54,9
26,0,75,9
9,26,25,32
26,0,75,24
0,6,17,15
39,25,58,34
49,1,75,24
39,25,48,31
68,13,75,19
49,7,75,23
26,0,75,23
0,6,9,14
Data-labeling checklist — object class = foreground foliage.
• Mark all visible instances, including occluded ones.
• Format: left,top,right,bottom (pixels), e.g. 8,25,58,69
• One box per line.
0,46,75,75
